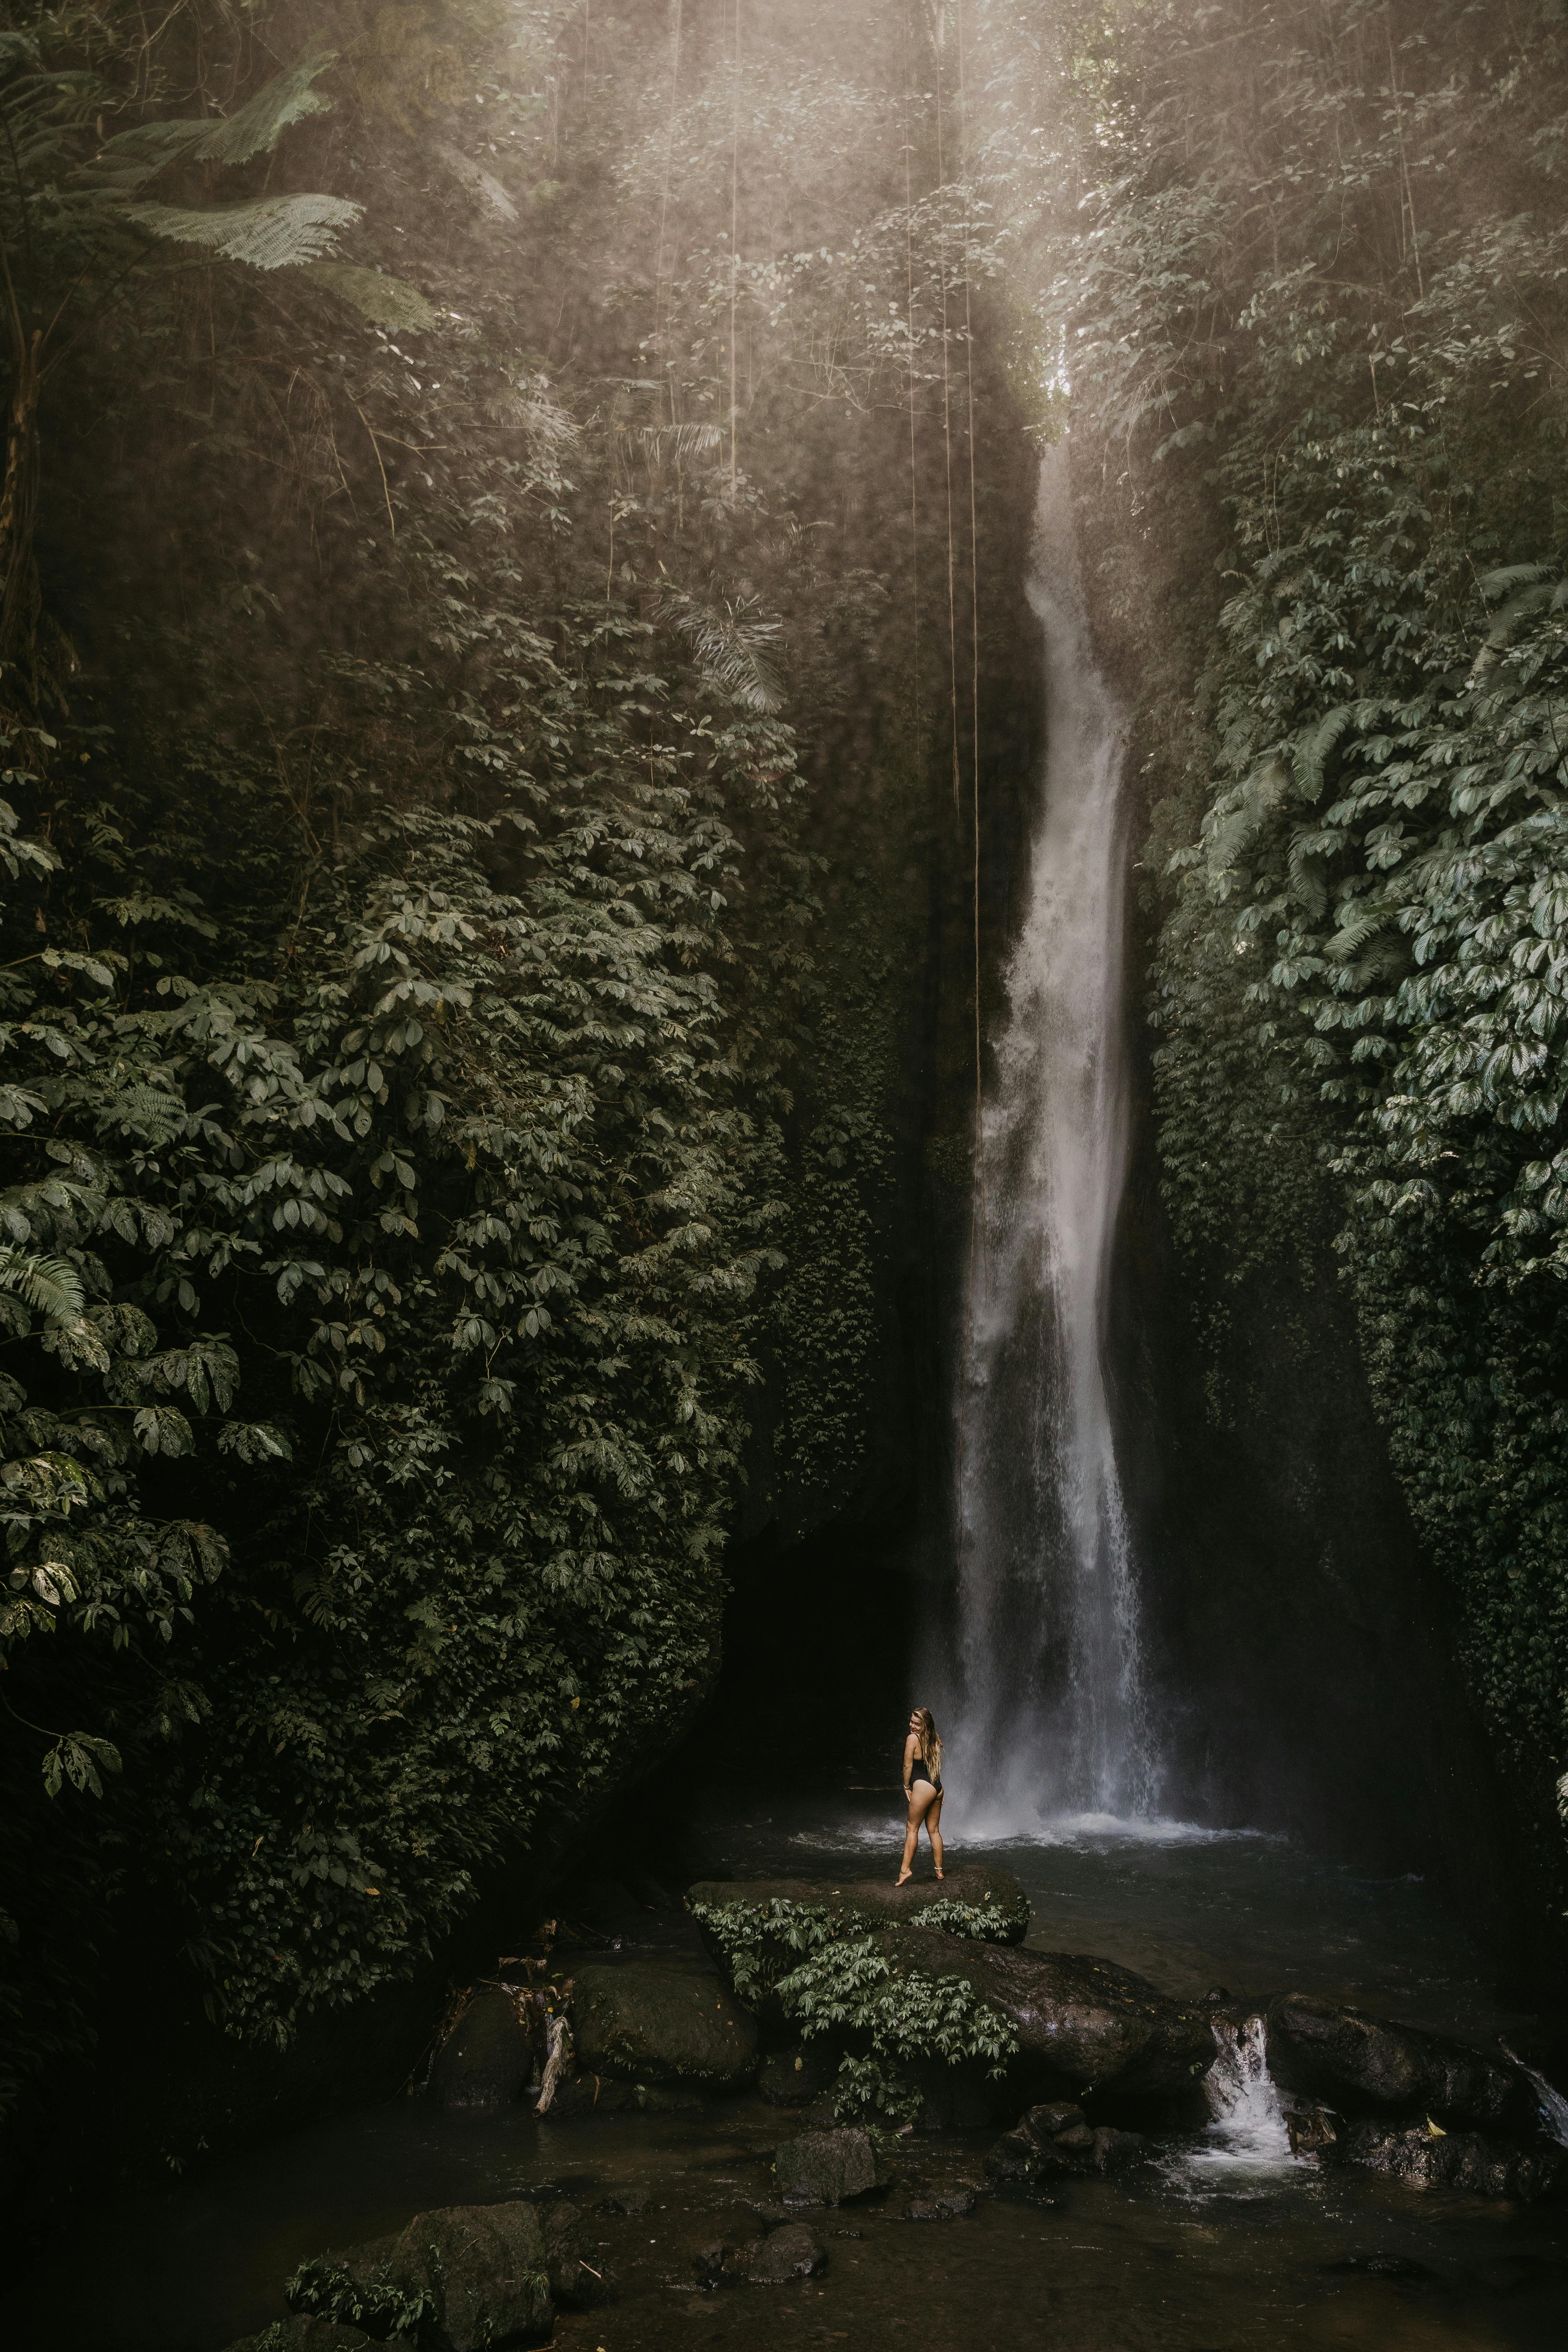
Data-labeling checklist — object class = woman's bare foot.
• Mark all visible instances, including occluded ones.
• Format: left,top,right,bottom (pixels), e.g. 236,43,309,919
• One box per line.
895,1868,913,1886
934,1869,945,1880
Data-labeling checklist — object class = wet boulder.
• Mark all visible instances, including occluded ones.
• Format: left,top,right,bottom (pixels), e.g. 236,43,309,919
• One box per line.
774,2126,881,2206
428,1989,535,2114
1267,1996,1538,2135
737,2222,829,2282
541,2203,614,2308
1344,2120,1566,2203
221,2324,373,2352
288,2200,556,2350
988,2102,1145,2186
903,2186,977,2220
874,1928,1214,2097
984,2127,1043,2187
1285,2102,1343,2161
571,1961,758,2088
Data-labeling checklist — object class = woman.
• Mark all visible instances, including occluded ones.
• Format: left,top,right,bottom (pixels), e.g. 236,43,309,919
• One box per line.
896,1706,944,1885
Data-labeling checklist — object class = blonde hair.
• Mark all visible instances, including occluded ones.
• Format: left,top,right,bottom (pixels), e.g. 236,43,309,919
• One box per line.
912,1708,942,1780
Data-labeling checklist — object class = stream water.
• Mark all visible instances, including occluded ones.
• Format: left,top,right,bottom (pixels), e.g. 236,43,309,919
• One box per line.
10,1799,1567,2352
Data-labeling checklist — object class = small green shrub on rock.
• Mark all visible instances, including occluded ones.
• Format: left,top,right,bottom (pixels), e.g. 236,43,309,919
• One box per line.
687,1896,1018,2125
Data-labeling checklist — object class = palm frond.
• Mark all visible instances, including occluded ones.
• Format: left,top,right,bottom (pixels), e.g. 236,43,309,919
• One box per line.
658,590,784,714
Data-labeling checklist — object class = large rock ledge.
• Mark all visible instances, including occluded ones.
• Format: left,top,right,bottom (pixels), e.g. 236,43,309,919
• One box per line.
875,1927,1215,2097
572,1961,758,2088
1266,1995,1540,2134
686,1865,1030,1946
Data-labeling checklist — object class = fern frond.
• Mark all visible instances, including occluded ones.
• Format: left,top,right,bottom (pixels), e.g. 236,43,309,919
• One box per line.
1292,704,1356,800
88,120,206,194
1325,905,1390,965
125,194,361,271
1286,826,1328,918
658,590,784,714
91,43,337,191
187,42,337,167
1478,563,1555,600
0,1248,84,1328
635,423,725,462
306,263,436,333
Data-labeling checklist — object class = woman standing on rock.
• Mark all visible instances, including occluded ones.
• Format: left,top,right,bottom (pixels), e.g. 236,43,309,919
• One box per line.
897,1708,944,1885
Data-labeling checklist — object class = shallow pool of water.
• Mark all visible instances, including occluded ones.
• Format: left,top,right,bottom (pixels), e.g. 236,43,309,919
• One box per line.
8,1798,1565,2352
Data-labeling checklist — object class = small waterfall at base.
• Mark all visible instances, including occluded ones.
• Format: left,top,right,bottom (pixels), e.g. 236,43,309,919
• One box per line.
1522,2064,1568,2151
942,440,1156,1837
1187,2015,1301,2180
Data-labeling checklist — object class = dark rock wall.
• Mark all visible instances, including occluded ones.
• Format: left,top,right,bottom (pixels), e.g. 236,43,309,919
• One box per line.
1111,1068,1525,1917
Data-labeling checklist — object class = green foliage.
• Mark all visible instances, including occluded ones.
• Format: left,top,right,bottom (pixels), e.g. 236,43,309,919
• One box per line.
286,2254,434,2342
777,1933,1017,2126
688,1892,1020,2122
688,1895,876,2003
0,0,1002,2127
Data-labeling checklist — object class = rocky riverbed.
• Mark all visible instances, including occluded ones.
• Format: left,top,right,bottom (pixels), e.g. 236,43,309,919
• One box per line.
10,1813,1568,2352
203,1863,1568,2352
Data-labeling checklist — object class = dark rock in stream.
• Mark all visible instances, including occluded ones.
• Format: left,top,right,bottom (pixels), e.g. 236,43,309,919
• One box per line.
572,1960,758,2087
543,2203,616,2308
428,1989,534,2113
689,2223,829,2286
289,2200,563,2350
738,2222,829,2282
1343,2120,1566,2202
1267,1995,1538,2134
1286,2102,1343,2160
987,2102,1146,2187
903,2186,978,2220
774,2125,882,2206
873,1928,1214,2097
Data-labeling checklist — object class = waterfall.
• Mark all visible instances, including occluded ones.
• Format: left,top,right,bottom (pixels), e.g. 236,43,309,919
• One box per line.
1524,2064,1568,2150
944,441,1155,1834
1194,2015,1299,2174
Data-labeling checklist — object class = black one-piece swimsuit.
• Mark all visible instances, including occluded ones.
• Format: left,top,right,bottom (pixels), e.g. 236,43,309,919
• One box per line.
910,1753,942,1796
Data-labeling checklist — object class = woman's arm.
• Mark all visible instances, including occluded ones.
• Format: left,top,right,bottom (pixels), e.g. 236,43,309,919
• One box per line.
902,1732,917,1794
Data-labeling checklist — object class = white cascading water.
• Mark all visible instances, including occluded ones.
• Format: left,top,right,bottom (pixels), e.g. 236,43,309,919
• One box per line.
1185,2015,1300,2181
943,440,1155,1833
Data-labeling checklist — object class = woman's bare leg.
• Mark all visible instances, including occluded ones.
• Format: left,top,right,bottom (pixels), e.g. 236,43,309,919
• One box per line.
898,1784,937,1881
927,1794,945,1878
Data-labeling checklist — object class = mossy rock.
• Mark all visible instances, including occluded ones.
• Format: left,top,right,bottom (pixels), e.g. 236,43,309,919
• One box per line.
874,1928,1213,2096
774,2125,881,2206
571,1960,758,2087
289,2200,554,2351
428,1988,535,2114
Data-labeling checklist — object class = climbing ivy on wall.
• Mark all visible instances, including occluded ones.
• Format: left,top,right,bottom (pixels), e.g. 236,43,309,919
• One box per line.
0,0,1015,2123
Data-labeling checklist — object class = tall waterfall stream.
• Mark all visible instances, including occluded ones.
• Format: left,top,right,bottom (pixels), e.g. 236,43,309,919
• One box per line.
948,444,1153,1833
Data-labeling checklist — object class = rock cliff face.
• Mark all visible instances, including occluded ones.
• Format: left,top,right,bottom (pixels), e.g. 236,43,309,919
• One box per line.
709,429,1532,1967
1111,1153,1524,1904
